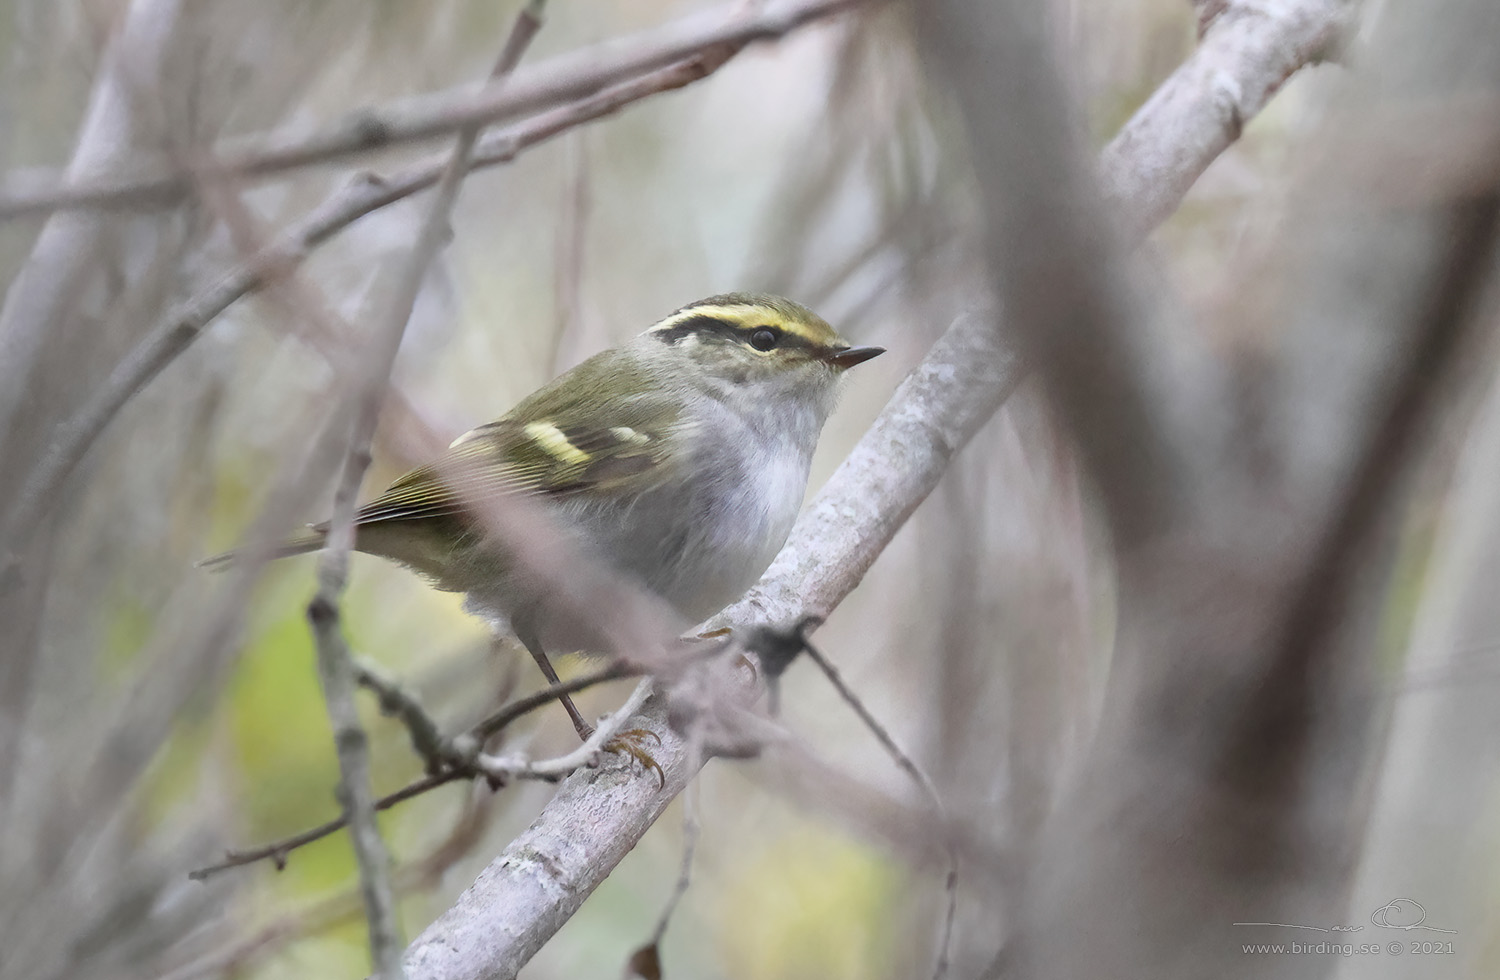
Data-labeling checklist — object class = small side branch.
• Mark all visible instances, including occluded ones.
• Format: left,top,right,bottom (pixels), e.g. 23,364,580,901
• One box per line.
797,633,957,980
625,785,700,979
188,661,651,881
188,772,457,881
356,660,455,775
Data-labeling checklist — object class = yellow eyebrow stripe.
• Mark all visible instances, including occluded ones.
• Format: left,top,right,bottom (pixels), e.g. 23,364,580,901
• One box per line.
647,305,755,333
523,421,592,465
647,303,840,345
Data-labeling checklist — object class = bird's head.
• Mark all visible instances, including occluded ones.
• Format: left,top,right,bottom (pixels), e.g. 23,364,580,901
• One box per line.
639,293,884,426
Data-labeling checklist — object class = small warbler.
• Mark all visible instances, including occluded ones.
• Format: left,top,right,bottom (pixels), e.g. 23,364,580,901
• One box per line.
207,293,883,738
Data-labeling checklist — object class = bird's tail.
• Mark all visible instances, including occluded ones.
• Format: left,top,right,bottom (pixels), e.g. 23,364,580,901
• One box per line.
196,531,326,571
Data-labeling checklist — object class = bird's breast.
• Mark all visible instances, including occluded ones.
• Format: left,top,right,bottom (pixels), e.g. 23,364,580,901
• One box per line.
675,437,811,621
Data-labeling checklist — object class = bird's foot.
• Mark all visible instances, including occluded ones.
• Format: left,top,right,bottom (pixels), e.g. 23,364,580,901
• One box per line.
603,728,664,788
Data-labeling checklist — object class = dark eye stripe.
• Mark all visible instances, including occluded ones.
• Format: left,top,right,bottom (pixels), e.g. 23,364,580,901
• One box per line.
653,314,818,352
651,314,742,345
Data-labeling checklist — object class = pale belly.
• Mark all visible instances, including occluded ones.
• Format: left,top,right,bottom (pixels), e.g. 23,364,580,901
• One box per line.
571,439,810,624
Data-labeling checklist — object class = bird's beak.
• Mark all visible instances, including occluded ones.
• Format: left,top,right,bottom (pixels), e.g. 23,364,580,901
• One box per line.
825,345,885,370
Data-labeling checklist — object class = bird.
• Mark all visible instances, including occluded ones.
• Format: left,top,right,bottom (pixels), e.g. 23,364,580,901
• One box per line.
205,292,884,741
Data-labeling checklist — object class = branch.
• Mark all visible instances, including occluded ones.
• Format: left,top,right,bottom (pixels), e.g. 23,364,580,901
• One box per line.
920,3,1169,547
0,0,183,465
356,660,456,775
0,0,864,220
305,595,404,977
188,659,661,881
0,0,186,811
397,1,1350,972
1099,0,1352,244
798,634,957,980
624,783,700,979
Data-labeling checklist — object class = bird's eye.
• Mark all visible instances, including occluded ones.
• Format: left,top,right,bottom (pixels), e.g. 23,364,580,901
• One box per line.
749,327,780,351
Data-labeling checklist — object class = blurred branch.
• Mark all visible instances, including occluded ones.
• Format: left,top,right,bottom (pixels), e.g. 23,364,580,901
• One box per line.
168,790,494,980
920,3,1183,548
0,0,865,220
397,0,1359,971
1100,0,1354,244
0,0,184,466
1,42,786,563
917,0,1500,978
0,0,187,821
307,8,550,974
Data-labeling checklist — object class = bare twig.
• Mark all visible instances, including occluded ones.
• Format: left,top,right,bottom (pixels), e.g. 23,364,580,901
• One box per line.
188,772,458,882
169,791,494,980
356,661,455,775
471,678,657,785
305,597,404,976
624,786,700,980
188,657,654,881
469,659,639,743
799,634,956,980
1099,0,1353,244
0,0,865,220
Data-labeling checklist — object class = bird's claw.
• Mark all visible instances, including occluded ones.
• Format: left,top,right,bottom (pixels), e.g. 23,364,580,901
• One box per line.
605,728,665,788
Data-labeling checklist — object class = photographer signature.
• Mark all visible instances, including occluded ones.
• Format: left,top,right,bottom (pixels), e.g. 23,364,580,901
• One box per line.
1233,898,1457,935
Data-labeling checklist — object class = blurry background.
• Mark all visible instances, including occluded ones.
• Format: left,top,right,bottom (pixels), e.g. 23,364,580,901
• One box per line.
0,1,1424,978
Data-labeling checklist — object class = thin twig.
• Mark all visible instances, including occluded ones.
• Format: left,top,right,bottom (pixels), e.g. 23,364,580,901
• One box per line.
799,635,957,980
470,659,639,743
188,771,459,881
188,657,651,880
472,678,657,784
305,598,404,976
625,783,701,979
0,0,864,219
170,791,493,980
356,660,455,775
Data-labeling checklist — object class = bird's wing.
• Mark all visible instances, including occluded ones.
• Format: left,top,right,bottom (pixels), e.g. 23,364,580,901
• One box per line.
353,354,687,526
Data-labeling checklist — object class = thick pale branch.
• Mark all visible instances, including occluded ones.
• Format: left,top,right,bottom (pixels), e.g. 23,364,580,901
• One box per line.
1100,0,1353,244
